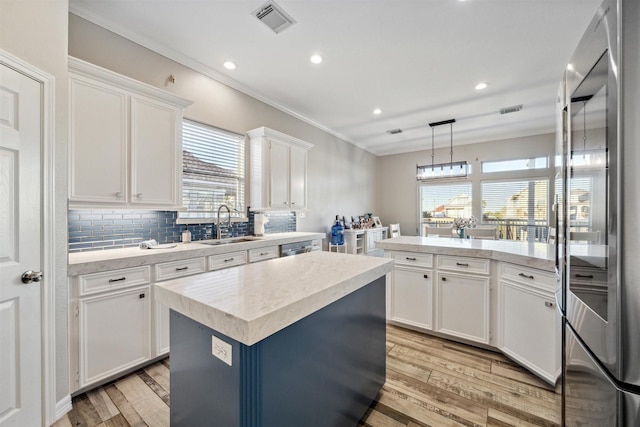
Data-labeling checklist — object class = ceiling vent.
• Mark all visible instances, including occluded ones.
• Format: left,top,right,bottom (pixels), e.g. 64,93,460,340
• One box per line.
253,1,296,34
500,104,524,115
386,129,403,135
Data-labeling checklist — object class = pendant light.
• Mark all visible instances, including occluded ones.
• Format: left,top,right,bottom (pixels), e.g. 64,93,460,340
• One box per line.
417,118,469,181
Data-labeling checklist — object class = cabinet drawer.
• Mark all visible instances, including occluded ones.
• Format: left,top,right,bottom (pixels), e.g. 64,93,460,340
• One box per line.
155,257,206,281
248,246,279,263
500,263,555,291
437,255,490,275
569,265,607,285
78,266,151,296
208,251,247,271
392,251,433,268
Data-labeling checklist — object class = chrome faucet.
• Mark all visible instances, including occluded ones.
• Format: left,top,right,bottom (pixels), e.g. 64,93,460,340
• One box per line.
217,204,231,240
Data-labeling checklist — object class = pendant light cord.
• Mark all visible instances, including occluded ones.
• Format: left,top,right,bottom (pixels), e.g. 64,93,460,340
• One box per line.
431,127,435,171
450,123,453,167
583,100,587,152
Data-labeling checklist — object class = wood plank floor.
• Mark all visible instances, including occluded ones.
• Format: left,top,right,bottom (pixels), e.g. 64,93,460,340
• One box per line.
53,325,560,427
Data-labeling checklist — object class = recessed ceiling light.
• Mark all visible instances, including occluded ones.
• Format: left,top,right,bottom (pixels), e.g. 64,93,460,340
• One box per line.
373,108,382,115
223,61,237,70
310,54,323,64
475,82,488,90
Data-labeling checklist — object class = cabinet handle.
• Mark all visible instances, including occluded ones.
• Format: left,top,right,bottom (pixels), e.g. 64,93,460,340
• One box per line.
139,293,146,299
575,273,594,279
260,252,269,256
456,262,469,267
442,277,447,281
545,301,554,308
108,277,126,283
135,193,143,198
115,191,123,198
423,274,429,279
175,266,189,271
291,202,295,205
405,257,417,261
519,273,534,280
224,258,235,262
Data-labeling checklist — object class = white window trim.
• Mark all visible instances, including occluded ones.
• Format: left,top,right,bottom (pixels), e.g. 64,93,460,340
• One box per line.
179,120,247,224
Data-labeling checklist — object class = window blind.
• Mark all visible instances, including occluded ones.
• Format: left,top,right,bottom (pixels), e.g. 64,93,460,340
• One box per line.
179,120,245,220
419,182,473,223
481,178,549,241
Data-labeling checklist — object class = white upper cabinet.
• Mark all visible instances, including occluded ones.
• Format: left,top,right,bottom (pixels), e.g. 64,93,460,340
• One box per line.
69,76,128,204
68,57,192,209
248,127,313,211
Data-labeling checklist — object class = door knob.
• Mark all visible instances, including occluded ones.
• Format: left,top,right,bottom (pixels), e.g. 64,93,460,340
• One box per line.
21,270,43,284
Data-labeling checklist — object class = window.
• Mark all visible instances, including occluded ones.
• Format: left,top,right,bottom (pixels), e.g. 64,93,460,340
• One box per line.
481,178,549,242
419,182,472,236
179,120,245,222
482,157,548,173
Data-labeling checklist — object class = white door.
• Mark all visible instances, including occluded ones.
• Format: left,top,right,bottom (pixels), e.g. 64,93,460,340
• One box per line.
0,63,43,426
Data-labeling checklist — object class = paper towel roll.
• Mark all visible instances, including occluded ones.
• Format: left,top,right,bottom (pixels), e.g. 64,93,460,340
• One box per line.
255,213,269,236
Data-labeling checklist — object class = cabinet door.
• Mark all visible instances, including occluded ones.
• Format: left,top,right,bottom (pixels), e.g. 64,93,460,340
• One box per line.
390,266,433,330
269,139,290,209
289,145,306,209
156,301,170,356
78,286,151,388
69,77,128,204
435,272,490,344
131,96,180,207
499,281,559,383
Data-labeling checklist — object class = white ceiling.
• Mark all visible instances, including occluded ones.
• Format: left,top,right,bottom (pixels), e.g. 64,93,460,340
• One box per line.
69,0,601,156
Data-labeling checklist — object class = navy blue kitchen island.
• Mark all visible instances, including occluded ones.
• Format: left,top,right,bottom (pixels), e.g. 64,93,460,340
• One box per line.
155,251,394,426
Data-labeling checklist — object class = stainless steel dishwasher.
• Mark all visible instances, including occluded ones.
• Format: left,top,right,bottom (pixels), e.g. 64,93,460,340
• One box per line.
280,241,313,257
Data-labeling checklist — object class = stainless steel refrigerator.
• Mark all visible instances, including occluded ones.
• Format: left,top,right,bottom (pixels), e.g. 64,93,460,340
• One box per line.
556,0,640,425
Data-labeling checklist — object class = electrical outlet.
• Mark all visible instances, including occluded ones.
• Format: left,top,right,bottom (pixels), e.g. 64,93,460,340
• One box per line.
212,335,232,366
298,211,306,219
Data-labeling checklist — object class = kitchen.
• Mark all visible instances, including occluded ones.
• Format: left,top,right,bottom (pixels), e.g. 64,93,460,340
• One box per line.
1,0,638,426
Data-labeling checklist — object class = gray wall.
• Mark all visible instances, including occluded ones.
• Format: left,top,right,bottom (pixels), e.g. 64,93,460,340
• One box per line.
68,14,379,239
1,0,70,406
377,133,556,235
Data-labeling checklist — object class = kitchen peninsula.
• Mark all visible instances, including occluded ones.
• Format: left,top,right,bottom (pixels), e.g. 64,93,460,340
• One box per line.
155,251,393,426
377,236,559,383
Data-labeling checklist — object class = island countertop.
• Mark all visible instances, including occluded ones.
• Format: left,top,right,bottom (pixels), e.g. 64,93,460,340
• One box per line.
154,251,394,346
376,236,555,271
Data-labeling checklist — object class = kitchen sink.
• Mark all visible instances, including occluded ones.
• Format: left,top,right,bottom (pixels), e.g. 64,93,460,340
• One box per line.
199,237,263,246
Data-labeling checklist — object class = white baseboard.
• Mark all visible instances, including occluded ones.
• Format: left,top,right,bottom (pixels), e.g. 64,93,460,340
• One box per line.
54,395,73,422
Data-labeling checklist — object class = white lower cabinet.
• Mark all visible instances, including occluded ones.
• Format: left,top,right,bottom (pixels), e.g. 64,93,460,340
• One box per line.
434,255,491,344
386,249,559,383
389,265,433,330
435,270,490,344
154,257,206,357
248,245,279,262
498,263,560,383
78,285,152,389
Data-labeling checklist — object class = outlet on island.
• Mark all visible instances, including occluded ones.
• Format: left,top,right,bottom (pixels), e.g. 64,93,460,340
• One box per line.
212,335,232,366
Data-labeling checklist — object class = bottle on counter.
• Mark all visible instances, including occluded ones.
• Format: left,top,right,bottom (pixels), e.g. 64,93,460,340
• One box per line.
182,228,191,243
330,215,344,246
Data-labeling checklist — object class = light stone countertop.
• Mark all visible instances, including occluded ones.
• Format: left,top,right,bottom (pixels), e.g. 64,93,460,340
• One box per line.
68,232,325,276
154,251,394,345
376,236,555,271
